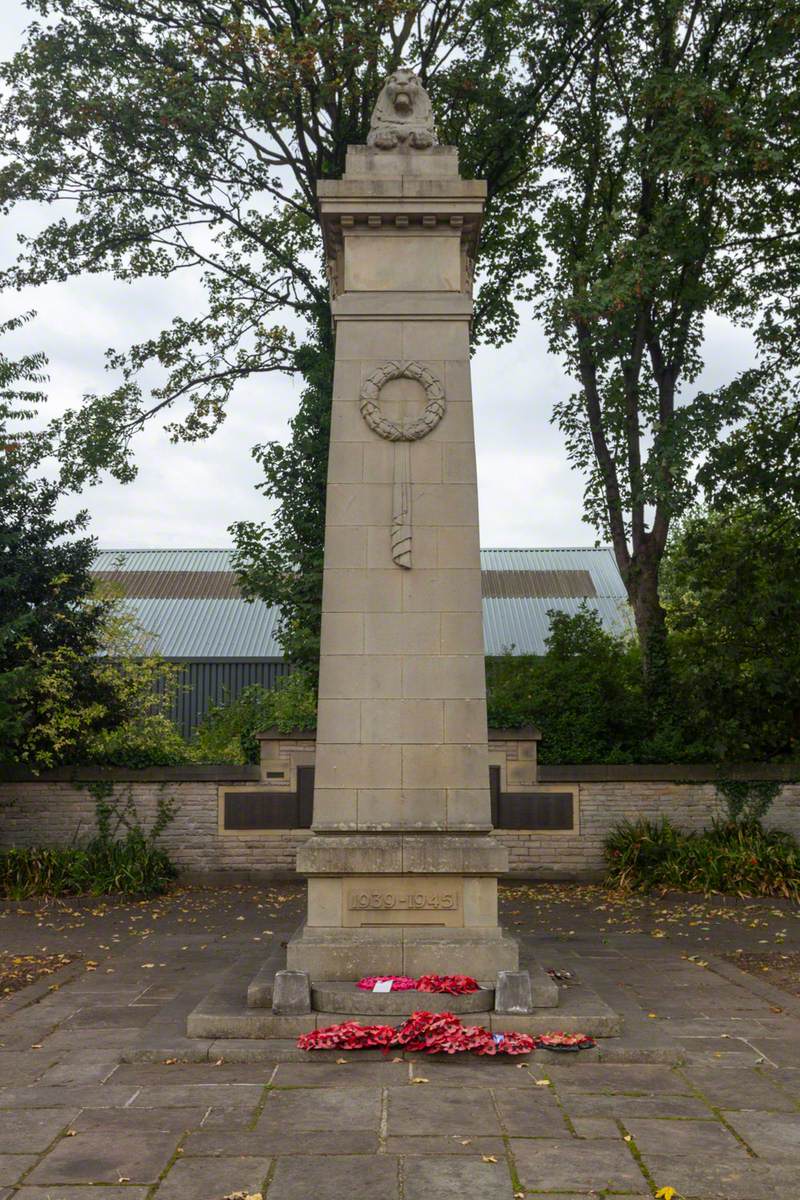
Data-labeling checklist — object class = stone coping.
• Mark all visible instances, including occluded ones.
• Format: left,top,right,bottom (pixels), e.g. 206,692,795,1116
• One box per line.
256,726,541,742
0,763,260,783
2,759,796,784
539,763,800,782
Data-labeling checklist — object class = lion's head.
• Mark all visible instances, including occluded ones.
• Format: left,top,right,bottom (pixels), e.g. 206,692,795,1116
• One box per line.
368,67,437,148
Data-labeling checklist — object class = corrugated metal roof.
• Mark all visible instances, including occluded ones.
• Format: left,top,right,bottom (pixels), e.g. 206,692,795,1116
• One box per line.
94,547,631,659
117,597,283,659
479,548,627,598
94,549,236,573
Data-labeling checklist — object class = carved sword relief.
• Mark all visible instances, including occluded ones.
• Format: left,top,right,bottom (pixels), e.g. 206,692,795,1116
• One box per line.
358,360,446,569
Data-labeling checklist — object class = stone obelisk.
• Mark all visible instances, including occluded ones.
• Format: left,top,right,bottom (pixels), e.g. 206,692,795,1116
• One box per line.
288,69,518,980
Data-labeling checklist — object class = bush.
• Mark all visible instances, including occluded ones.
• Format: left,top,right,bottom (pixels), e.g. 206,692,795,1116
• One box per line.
0,791,177,898
487,608,647,763
604,817,800,900
87,713,192,768
192,672,317,764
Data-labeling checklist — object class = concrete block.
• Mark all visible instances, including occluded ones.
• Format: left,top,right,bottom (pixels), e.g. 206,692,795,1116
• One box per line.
495,970,533,1015
272,970,311,1016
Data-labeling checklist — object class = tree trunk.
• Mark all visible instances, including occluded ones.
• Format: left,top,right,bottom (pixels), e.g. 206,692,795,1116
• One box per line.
625,551,670,706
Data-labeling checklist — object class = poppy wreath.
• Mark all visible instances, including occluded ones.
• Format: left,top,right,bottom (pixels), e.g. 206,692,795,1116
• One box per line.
533,1032,596,1052
299,1011,543,1056
355,974,480,994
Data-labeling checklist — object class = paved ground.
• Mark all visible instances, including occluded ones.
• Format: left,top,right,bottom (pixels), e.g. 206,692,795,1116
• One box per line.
1,882,799,1199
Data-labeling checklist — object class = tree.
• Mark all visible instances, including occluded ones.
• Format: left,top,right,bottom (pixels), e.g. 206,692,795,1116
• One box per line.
486,608,646,763
0,314,111,764
662,504,800,761
525,2,800,696
0,1,607,669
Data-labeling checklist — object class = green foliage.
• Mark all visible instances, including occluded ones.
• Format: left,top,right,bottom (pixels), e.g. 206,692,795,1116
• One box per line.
715,779,782,828
0,792,177,898
487,608,648,764
662,505,800,761
604,817,800,901
231,332,332,675
525,3,800,691
193,673,317,765
0,314,112,766
0,4,602,676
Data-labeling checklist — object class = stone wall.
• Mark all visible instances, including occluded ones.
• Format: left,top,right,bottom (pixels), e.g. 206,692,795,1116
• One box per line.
1,764,797,880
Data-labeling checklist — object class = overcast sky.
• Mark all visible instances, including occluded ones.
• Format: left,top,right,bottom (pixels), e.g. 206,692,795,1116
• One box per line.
1,4,757,552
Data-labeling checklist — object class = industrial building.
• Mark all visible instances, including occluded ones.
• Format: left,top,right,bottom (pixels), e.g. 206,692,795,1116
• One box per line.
92,547,632,737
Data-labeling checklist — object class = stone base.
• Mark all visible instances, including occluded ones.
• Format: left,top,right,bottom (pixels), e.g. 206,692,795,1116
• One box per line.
187,969,621,1041
286,923,519,981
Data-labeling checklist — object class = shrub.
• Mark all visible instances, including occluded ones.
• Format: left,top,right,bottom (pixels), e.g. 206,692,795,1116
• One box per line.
0,790,177,898
487,608,647,763
192,671,317,764
604,817,800,900
87,713,191,768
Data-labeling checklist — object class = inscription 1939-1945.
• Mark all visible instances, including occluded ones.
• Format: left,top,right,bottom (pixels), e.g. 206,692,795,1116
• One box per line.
348,891,460,912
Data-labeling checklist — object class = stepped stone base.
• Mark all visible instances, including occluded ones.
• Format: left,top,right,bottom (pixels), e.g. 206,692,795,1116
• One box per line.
188,954,620,1041
286,923,519,981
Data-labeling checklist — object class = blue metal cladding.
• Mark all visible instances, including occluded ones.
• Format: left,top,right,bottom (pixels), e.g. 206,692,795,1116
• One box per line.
168,660,292,739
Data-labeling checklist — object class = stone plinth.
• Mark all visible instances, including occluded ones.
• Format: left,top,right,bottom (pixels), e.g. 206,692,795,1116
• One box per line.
289,130,517,980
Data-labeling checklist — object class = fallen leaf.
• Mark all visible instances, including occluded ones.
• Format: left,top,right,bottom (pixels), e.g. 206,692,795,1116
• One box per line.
535,1078,551,1087
65,1130,77,1137
163,1058,177,1065
410,1077,429,1084
655,1188,679,1200
335,1058,348,1064
481,1154,498,1163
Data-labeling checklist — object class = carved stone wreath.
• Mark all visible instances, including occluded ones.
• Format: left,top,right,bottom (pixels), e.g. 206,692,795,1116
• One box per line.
359,360,446,441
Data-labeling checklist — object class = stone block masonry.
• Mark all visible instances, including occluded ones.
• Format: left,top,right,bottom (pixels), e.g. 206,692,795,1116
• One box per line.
1,764,797,881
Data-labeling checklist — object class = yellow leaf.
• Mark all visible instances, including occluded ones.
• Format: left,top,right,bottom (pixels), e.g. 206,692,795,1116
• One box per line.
335,1057,348,1064
410,1077,429,1084
655,1189,679,1200
535,1078,551,1087
481,1155,498,1163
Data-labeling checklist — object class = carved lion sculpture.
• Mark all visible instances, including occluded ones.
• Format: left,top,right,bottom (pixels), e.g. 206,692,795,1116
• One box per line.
367,68,437,150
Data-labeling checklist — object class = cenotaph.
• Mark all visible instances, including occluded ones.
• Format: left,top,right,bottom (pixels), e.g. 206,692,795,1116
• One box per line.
287,68,518,981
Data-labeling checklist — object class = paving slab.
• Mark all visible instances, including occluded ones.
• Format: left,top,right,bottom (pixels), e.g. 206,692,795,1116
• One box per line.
183,1129,379,1156
493,1089,571,1137
682,1065,799,1111
0,1155,37,1185
267,1153,399,1200
22,1129,179,1186
624,1116,751,1159
128,1082,264,1109
407,1058,543,1086
510,1137,646,1192
643,1154,799,1200
153,1154,273,1198
570,1116,621,1138
561,1093,711,1119
720,1109,800,1159
403,1155,513,1199
386,1086,502,1136
14,1189,149,1200
0,1051,55,1085
0,1084,137,1108
0,1109,77,1154
384,1135,506,1156
256,1084,382,1131
112,1061,278,1084
547,1063,691,1094
271,1060,409,1087
72,1107,207,1132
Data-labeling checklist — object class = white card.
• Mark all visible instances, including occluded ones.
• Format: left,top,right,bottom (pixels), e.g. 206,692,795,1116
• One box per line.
373,980,393,993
